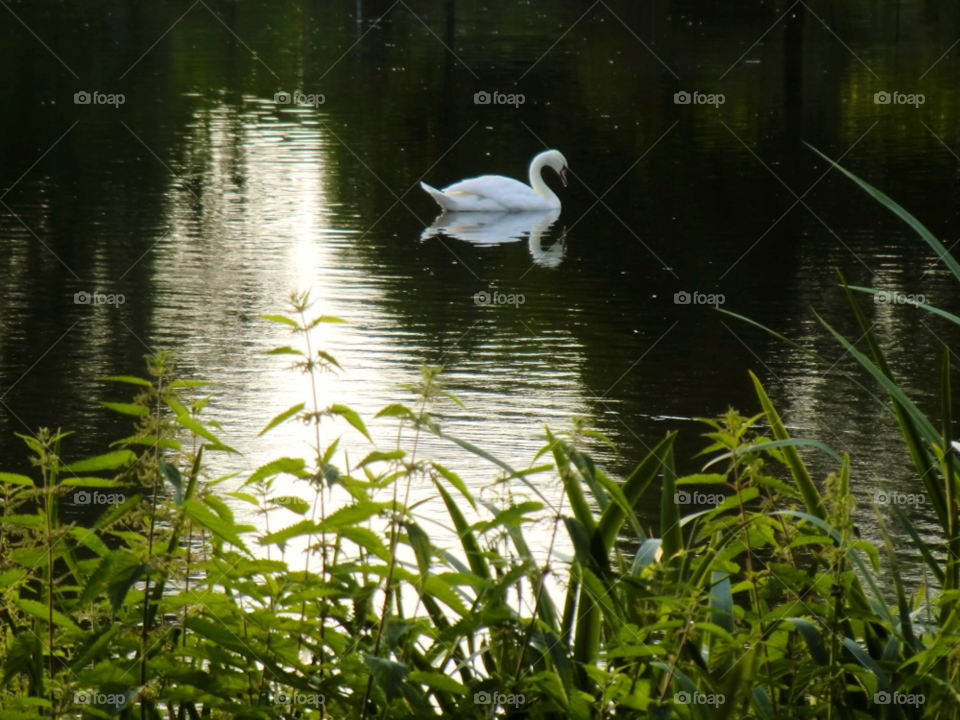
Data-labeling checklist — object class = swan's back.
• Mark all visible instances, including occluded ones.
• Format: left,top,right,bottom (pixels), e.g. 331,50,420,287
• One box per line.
439,175,555,212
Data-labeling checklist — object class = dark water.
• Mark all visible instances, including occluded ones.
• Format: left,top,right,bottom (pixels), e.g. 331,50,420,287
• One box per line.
2,0,960,563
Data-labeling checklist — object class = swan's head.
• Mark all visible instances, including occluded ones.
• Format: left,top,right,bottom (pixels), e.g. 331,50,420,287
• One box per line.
540,150,569,187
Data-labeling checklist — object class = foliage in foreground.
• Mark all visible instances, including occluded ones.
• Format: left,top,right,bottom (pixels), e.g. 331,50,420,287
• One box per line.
3,159,960,719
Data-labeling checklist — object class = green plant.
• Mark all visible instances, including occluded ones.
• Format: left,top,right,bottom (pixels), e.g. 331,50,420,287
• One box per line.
1,265,959,719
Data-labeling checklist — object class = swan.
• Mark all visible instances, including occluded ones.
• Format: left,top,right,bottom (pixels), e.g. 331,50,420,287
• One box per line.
420,150,568,212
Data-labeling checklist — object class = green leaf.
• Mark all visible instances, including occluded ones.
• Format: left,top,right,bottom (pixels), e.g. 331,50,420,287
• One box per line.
318,350,343,372
98,375,152,387
319,501,385,531
660,446,682,563
328,404,371,441
245,457,309,486
0,472,34,486
751,372,826,521
258,520,318,548
78,552,120,607
807,144,960,282
475,501,544,533
2,632,40,686
709,572,734,635
0,514,42,528
676,473,727,485
406,670,467,695
375,403,416,419
60,477,117,487
405,522,433,579
432,463,475,509
168,380,213,388
260,314,299,327
266,346,305,356
15,598,80,634
357,449,406,468
363,654,411,700
788,618,829,666
69,624,119,675
101,402,150,417
107,563,149,613
160,462,184,505
269,495,311,515
167,399,237,452
432,480,489,580
64,450,136,473
597,433,675,552
184,499,252,553
842,637,891,693
260,403,306,436
340,525,390,561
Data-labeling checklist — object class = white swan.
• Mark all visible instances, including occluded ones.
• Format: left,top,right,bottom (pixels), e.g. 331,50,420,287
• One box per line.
420,150,568,212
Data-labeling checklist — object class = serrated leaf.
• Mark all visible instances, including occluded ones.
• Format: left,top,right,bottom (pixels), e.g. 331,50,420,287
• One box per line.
260,403,306,437
107,563,149,613
0,472,34,486
15,598,80,634
258,520,319,548
357,449,405,468
319,501,385,531
98,375,152,387
168,380,213,388
266,346,305,356
269,495,311,515
101,402,150,417
183,499,252,553
260,314,299,327
245,457,309,486
328,404,371,441
2,632,40,686
375,403,416,419
64,450,136,473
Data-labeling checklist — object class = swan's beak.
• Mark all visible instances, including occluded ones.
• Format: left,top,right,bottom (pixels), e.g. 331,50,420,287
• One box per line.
559,167,568,187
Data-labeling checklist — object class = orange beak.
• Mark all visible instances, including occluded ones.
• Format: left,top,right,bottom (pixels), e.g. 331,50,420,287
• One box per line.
559,167,568,187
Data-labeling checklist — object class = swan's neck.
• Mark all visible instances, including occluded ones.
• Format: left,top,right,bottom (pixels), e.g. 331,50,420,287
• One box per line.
529,154,559,206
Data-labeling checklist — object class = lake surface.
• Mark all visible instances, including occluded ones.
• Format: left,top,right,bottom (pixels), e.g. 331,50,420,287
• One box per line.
2,0,960,569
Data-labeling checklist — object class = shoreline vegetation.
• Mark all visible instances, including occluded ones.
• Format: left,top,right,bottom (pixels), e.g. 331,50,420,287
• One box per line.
3,160,960,718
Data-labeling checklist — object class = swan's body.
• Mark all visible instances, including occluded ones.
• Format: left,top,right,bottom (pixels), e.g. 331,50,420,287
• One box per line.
421,209,566,268
421,150,568,212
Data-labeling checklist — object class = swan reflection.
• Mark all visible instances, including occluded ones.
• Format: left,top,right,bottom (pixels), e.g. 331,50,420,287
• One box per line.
421,209,566,268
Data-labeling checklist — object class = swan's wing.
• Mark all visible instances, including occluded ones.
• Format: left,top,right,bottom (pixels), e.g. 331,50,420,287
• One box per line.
441,175,540,207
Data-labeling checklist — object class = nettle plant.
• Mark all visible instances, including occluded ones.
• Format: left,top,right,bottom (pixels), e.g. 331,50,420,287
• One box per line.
3,177,960,720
